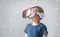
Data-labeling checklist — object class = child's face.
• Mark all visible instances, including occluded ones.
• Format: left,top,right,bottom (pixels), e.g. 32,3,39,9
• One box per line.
29,14,40,22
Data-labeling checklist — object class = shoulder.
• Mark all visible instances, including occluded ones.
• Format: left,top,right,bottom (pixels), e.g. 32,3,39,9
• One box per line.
24,23,31,30
24,23,32,33
40,23,48,35
26,23,32,27
40,23,47,28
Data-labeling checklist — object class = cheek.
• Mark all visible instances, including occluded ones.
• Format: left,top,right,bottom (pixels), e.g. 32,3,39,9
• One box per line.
34,18,40,21
29,19,33,21
29,17,40,22
32,18,38,21
30,18,35,21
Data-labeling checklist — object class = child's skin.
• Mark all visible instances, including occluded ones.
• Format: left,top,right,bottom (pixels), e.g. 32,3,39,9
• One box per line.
24,14,48,37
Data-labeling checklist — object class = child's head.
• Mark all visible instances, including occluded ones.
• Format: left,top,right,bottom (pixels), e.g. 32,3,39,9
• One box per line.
22,6,44,22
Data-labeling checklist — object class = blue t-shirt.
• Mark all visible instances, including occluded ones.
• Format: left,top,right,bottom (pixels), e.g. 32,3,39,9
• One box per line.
24,23,48,37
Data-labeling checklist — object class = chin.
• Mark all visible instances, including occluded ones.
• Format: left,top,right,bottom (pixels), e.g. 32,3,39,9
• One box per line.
32,20,38,22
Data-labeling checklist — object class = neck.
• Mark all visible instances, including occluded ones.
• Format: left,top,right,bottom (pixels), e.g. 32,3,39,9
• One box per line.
32,21,40,26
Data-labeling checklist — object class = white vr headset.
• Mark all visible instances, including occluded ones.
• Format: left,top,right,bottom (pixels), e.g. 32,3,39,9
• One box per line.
23,8,44,19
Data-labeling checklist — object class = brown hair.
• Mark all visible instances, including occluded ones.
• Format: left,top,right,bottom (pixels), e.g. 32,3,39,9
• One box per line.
32,6,44,13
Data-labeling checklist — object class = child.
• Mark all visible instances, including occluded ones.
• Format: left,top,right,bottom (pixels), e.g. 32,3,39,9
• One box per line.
22,6,48,37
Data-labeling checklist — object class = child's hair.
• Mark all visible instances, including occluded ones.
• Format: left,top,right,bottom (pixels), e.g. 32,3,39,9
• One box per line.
32,6,44,13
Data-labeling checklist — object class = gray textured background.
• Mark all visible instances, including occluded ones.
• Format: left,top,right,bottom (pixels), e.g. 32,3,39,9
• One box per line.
0,0,60,37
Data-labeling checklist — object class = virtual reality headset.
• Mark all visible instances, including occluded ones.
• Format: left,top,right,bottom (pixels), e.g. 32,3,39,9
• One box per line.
22,6,44,19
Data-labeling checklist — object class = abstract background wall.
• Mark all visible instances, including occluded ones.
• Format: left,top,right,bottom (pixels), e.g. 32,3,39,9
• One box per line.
0,0,60,37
